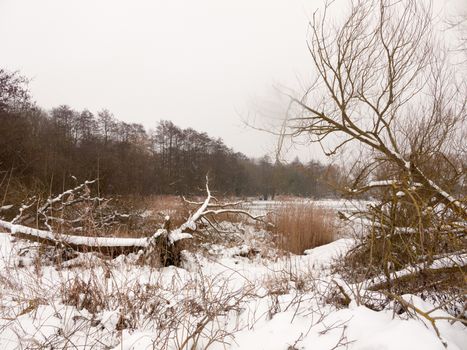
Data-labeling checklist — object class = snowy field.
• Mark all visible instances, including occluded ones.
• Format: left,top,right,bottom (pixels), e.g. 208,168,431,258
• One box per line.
0,218,465,350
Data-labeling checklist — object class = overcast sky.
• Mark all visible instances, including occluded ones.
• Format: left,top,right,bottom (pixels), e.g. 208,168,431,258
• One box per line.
0,0,464,162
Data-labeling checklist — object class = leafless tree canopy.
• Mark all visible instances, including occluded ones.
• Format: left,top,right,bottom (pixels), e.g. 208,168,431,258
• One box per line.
277,0,467,291
282,0,466,217
0,69,31,112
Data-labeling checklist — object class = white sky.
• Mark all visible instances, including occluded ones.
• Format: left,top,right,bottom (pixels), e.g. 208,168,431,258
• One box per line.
0,0,464,162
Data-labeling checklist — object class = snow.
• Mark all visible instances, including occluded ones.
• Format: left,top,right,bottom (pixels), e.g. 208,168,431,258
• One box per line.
367,180,398,187
168,228,193,244
0,218,465,349
112,330,155,350
231,301,464,350
304,238,354,266
363,253,467,290
139,209,154,218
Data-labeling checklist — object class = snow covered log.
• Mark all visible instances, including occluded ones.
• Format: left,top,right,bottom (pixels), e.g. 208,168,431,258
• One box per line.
333,252,467,304
365,253,467,291
0,219,148,255
0,177,266,264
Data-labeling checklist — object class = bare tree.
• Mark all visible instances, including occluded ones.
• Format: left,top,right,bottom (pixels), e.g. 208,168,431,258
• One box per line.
446,6,467,57
280,0,466,289
0,69,32,112
97,109,116,144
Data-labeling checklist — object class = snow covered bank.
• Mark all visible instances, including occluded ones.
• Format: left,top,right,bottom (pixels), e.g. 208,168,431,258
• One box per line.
0,229,465,349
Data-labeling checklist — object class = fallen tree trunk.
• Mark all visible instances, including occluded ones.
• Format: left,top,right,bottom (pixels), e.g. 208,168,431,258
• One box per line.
0,177,266,265
365,253,467,291
0,219,148,256
333,252,467,303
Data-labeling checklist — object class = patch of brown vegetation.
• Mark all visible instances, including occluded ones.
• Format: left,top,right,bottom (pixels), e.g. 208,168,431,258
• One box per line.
270,202,336,254
107,195,190,238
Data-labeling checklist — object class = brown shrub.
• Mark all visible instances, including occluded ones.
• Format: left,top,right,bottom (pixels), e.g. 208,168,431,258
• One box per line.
61,275,106,314
270,202,336,254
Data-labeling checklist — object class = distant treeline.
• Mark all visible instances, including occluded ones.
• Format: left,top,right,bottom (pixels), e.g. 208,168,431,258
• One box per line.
0,69,340,198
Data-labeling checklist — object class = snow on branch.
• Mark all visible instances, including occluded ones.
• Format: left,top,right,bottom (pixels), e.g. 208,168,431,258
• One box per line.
338,211,419,235
339,208,467,238
182,197,245,209
364,253,467,291
333,252,467,307
0,204,13,212
37,180,97,215
0,219,147,248
345,179,423,195
167,176,266,244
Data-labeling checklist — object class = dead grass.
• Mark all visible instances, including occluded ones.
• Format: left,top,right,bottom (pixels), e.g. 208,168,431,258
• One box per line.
141,195,189,227
270,202,336,254
107,195,190,238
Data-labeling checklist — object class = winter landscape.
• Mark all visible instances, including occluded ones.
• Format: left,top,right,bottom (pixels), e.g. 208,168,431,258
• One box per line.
0,0,466,349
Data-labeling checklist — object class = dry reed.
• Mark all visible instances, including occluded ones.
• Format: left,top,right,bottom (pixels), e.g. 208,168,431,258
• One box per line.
271,202,336,254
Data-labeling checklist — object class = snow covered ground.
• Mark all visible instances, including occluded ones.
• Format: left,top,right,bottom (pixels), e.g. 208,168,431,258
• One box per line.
0,221,465,349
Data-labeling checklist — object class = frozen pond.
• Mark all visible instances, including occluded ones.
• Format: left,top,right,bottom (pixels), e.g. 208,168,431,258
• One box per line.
244,198,374,216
